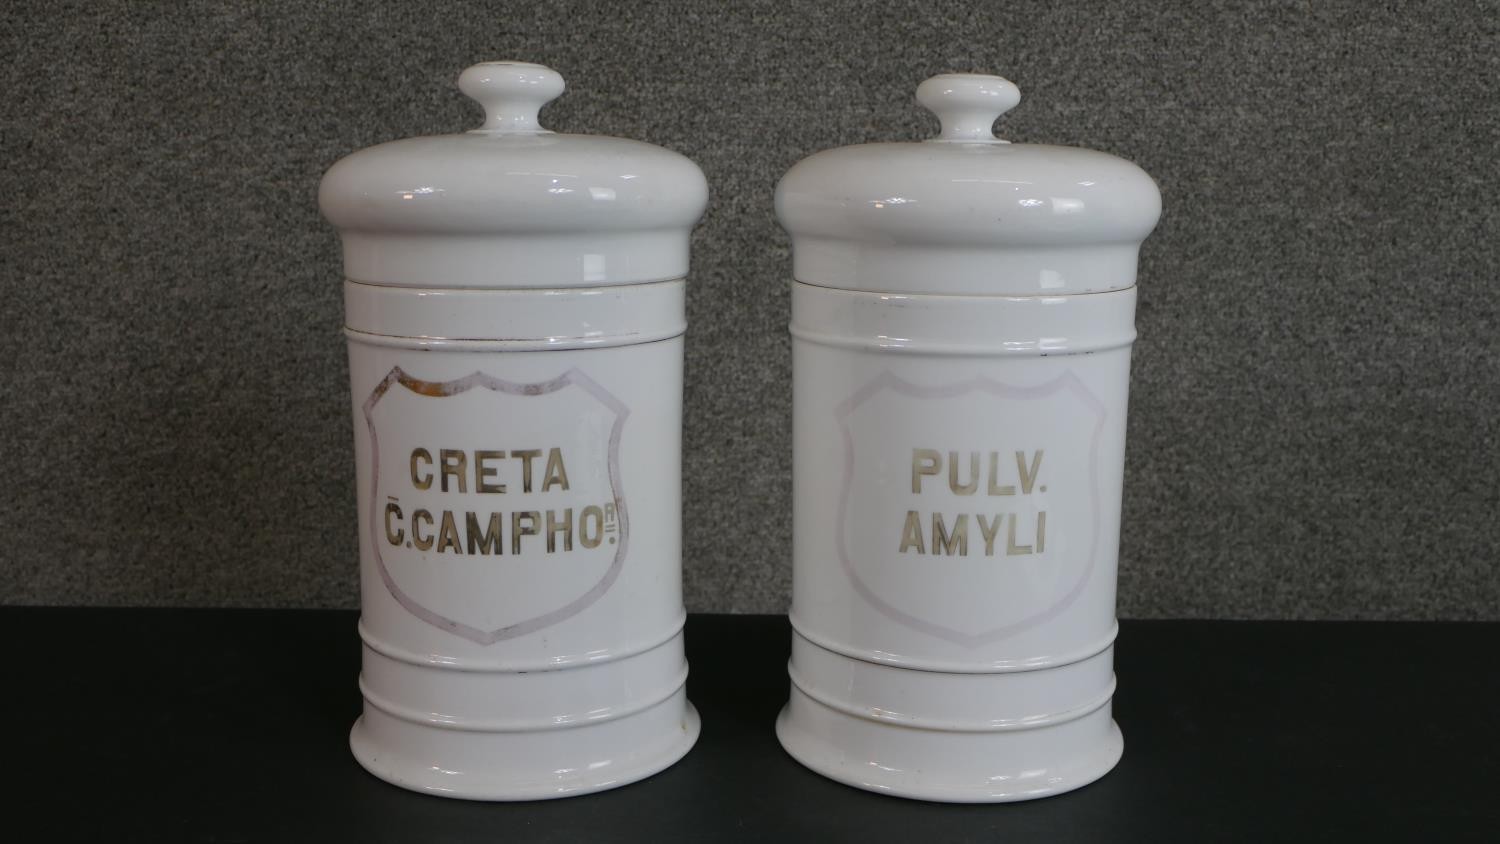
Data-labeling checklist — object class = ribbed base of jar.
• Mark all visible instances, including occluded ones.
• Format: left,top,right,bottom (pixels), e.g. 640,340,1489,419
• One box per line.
351,690,699,801
777,689,1119,803
776,629,1122,802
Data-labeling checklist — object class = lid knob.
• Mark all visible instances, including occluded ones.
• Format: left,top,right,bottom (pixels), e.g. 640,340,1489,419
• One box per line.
916,74,1020,143
458,61,565,134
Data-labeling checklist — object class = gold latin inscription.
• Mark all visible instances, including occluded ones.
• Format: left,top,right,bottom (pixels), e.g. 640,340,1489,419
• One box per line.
899,448,1048,558
384,446,614,557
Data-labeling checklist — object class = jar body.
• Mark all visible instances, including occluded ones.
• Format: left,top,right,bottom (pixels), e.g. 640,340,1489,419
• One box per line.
778,281,1135,802
344,280,696,800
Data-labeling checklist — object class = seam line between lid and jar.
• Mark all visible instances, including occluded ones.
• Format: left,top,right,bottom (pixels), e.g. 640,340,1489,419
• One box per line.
342,325,686,352
790,283,1137,356
342,278,686,348
787,325,1136,356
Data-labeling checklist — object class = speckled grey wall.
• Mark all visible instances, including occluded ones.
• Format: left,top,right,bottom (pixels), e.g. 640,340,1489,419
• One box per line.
3,1,1497,618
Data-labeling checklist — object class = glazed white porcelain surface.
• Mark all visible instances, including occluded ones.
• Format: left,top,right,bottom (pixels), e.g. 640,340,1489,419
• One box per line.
775,74,1159,295
321,61,705,800
777,73,1160,802
320,62,708,288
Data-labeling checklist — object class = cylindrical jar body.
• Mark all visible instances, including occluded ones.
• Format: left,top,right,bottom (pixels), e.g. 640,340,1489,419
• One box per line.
781,283,1133,801
344,281,695,800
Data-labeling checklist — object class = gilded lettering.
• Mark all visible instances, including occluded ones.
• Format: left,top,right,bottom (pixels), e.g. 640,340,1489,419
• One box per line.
512,449,542,493
988,451,1015,496
439,449,467,493
1017,450,1043,495
474,450,506,494
899,510,925,554
511,511,539,554
912,448,941,493
976,513,1002,555
411,509,434,551
384,502,404,545
542,447,569,492
435,511,463,554
579,505,604,549
410,449,433,490
949,451,979,495
466,511,503,555
1007,512,1033,556
547,508,574,552
933,513,968,556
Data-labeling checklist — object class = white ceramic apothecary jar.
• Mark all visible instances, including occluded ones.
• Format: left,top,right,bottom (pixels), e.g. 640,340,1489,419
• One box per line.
775,73,1161,802
319,61,707,800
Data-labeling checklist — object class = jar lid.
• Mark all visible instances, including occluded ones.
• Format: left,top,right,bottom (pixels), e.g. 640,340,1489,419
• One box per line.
775,74,1161,296
320,62,708,288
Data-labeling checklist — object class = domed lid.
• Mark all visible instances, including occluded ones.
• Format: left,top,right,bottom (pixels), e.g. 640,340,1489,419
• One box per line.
320,62,709,288
775,74,1161,295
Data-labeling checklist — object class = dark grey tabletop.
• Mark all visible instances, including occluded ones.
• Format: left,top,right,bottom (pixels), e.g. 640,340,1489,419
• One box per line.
10,609,1496,842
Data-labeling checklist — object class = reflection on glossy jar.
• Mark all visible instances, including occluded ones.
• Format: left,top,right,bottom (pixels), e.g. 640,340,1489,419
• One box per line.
775,73,1161,802
320,62,707,801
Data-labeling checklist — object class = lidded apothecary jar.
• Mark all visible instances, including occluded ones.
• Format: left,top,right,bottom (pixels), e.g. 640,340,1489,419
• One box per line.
775,74,1161,801
320,61,707,800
